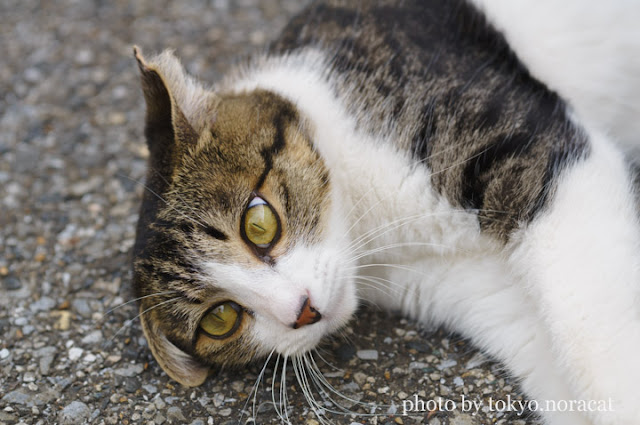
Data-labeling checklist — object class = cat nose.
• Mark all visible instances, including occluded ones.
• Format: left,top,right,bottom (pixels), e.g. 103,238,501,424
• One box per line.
292,296,322,329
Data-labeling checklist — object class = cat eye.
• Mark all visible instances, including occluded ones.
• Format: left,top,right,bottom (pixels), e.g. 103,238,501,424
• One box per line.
242,196,280,250
199,301,242,339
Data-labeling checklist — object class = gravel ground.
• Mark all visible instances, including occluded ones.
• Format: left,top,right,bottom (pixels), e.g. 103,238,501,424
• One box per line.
1,1,541,424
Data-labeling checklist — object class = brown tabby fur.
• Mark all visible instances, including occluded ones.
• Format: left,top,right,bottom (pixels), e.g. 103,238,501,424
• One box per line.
132,49,331,385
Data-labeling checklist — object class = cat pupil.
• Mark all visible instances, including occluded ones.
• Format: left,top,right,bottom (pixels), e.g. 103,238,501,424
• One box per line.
252,223,266,233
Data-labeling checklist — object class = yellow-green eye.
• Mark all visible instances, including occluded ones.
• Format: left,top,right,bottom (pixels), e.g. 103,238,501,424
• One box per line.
243,197,279,248
199,302,242,339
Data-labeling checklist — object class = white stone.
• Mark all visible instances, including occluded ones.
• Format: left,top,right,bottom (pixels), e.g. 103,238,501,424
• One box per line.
68,347,84,361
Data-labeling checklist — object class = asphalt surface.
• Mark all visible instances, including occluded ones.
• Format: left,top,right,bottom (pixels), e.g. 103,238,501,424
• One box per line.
1,1,537,424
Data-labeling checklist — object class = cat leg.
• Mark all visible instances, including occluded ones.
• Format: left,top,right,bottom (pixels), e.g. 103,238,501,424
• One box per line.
405,255,596,425
510,134,640,425
363,254,593,424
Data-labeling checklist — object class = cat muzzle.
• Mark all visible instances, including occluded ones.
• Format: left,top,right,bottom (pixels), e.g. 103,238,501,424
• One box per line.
292,296,322,329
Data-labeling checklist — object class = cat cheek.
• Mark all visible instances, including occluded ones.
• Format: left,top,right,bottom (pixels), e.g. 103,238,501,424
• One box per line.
139,306,209,387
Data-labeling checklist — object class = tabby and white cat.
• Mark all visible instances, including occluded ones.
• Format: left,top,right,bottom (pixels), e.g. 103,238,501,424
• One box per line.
131,0,640,424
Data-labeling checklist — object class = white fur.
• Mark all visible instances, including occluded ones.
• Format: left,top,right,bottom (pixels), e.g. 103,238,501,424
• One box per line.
226,45,640,424
510,134,640,425
199,139,358,357
469,0,640,154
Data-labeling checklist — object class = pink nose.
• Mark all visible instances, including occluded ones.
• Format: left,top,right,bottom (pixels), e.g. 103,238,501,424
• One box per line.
292,297,322,329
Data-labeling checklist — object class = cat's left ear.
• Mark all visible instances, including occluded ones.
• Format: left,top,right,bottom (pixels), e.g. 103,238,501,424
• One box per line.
140,304,210,387
133,47,219,148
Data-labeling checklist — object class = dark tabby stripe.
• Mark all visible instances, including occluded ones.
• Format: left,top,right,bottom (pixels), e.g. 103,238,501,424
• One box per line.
255,95,298,189
461,132,536,210
273,0,590,241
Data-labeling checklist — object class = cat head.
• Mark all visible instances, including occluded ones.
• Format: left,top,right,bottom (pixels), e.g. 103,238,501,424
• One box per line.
131,48,358,386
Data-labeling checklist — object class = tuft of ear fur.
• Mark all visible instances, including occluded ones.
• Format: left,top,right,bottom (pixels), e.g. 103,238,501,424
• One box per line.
134,46,219,136
139,305,209,387
134,47,199,156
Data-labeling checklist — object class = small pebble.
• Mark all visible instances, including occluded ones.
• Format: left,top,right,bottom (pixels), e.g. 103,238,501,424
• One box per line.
74,49,94,65
437,359,457,370
114,363,144,377
166,406,186,422
3,276,22,290
68,347,84,361
51,310,72,331
123,377,141,393
2,390,30,405
154,396,166,410
58,401,91,424
0,348,9,359
218,408,232,416
81,330,102,345
356,349,379,361
71,298,92,317
30,296,56,313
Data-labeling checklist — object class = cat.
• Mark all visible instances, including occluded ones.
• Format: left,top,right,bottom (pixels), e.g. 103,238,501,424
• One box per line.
131,0,640,424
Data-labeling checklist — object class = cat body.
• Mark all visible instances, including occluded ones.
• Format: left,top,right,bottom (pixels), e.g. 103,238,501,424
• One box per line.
132,1,640,424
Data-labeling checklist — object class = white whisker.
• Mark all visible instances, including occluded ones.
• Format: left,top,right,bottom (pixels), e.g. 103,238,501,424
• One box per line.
97,290,179,322
109,295,184,342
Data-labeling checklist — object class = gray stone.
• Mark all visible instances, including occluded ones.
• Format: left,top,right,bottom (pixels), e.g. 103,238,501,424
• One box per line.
437,359,458,370
30,296,56,313
114,363,143,377
68,347,84,361
356,349,379,361
2,390,30,405
167,406,186,422
81,330,102,345
59,401,91,424
154,396,166,410
123,376,141,393
3,276,22,290
71,298,92,317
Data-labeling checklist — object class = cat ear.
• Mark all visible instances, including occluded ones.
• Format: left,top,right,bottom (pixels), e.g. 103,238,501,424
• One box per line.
134,47,201,156
139,305,209,387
